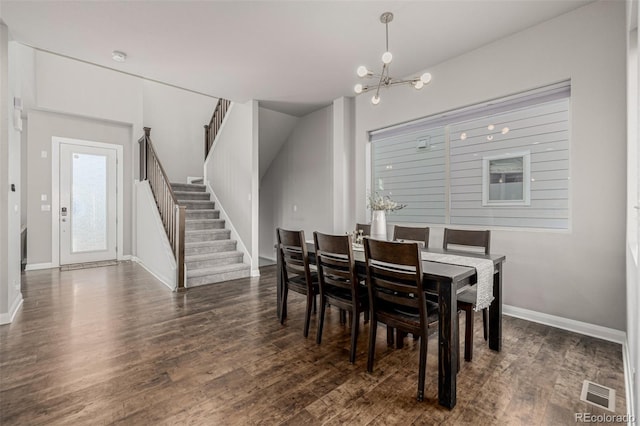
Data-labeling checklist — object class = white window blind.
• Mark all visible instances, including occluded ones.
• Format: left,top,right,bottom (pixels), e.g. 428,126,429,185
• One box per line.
370,82,570,230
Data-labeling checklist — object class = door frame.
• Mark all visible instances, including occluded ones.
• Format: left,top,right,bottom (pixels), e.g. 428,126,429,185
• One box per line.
51,137,124,267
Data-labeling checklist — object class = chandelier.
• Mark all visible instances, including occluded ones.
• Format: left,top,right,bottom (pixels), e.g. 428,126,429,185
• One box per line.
354,12,432,105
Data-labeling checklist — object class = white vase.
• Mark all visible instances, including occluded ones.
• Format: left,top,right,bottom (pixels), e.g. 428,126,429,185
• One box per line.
370,210,387,240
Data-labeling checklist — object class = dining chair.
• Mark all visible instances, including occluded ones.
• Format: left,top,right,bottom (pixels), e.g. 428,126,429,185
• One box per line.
391,225,431,347
364,238,439,402
392,225,430,248
314,232,368,363
443,228,491,362
276,228,319,338
356,223,371,236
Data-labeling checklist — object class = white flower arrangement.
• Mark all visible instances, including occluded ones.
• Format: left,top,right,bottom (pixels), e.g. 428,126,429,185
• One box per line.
367,192,407,212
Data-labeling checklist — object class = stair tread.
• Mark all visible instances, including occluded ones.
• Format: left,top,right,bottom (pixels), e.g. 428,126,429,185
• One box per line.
179,199,214,204
185,219,224,223
186,229,229,234
186,251,243,261
171,182,205,188
185,240,236,247
187,263,250,277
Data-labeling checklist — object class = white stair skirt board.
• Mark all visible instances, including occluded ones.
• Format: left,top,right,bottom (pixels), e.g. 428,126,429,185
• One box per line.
171,182,250,288
24,263,57,271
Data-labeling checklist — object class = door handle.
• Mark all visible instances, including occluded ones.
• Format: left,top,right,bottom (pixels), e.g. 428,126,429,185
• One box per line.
61,207,68,216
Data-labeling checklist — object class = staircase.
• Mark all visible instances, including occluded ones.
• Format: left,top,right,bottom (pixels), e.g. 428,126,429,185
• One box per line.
171,182,251,287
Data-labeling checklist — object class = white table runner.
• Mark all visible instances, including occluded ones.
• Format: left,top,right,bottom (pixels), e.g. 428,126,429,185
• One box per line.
421,251,494,311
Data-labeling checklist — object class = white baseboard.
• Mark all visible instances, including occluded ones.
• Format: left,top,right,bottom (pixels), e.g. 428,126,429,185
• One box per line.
25,262,56,271
251,269,261,277
131,256,175,291
119,255,132,261
503,304,626,344
0,293,23,325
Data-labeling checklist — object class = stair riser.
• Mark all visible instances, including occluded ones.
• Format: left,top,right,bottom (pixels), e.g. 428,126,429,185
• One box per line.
187,268,251,287
175,192,210,201
186,221,225,231
171,184,206,193
185,242,237,256
180,202,216,210
185,210,220,220
186,255,244,270
186,231,231,243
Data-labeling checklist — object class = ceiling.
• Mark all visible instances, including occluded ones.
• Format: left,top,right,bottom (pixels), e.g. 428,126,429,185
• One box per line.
0,0,593,117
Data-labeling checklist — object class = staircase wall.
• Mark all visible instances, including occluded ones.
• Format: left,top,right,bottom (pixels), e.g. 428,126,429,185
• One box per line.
204,100,259,275
134,181,177,290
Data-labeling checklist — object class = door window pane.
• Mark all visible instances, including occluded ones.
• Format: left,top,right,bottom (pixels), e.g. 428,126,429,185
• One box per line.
72,153,107,253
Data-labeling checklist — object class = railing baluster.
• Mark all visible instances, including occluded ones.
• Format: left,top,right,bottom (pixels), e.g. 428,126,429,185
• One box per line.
204,98,231,159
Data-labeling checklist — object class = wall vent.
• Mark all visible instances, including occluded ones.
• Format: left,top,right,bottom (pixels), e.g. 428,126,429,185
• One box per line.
580,380,616,412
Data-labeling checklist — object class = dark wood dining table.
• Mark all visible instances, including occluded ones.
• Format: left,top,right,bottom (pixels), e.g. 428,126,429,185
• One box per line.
276,242,506,409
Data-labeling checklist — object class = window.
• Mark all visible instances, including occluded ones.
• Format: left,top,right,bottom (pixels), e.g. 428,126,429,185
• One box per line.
482,152,530,206
370,82,570,230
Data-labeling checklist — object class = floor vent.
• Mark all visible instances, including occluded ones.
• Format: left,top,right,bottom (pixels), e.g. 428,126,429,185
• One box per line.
580,380,616,412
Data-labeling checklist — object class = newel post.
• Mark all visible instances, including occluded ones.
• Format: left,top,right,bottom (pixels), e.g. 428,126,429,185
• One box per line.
139,127,151,181
204,124,210,158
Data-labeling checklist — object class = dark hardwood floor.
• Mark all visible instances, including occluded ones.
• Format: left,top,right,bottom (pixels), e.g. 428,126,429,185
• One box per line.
0,262,626,425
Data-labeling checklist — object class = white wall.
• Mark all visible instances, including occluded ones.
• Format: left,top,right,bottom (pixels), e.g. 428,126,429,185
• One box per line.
332,97,355,234
205,101,260,271
354,1,627,330
142,81,217,182
135,181,176,289
0,24,24,324
258,107,298,179
259,105,333,260
626,0,639,420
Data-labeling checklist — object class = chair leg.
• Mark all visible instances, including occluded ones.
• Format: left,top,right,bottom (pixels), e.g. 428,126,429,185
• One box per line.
386,325,394,346
417,329,428,402
464,306,473,362
316,296,326,344
349,308,359,364
396,330,406,349
364,309,370,323
482,308,488,341
367,318,377,372
340,309,347,324
280,287,288,325
303,293,314,338
313,294,317,314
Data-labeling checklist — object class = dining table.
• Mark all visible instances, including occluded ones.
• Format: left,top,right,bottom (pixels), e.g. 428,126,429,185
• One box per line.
275,240,506,409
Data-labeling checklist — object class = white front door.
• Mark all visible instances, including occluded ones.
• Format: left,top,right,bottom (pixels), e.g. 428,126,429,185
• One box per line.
59,142,117,264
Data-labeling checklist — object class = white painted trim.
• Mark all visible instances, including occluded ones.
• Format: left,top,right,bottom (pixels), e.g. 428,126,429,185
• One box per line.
623,339,636,426
120,255,132,261
204,181,253,273
51,137,124,267
25,262,56,271
131,256,174,291
503,304,626,344
0,294,23,325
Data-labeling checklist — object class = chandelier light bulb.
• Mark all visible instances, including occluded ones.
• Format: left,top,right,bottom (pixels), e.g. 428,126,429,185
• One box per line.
381,51,393,64
414,80,424,90
354,83,364,94
460,132,467,140
487,124,495,131
502,127,510,134
420,72,432,84
357,66,369,78
371,95,381,105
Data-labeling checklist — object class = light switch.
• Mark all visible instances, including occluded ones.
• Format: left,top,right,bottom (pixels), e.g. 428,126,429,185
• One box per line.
41,151,48,158
41,204,51,211
41,194,47,201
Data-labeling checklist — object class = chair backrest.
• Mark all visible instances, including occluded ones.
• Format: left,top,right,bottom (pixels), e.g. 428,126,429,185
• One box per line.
276,228,313,290
393,226,430,248
442,228,491,255
313,232,361,302
356,223,371,236
363,238,428,331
